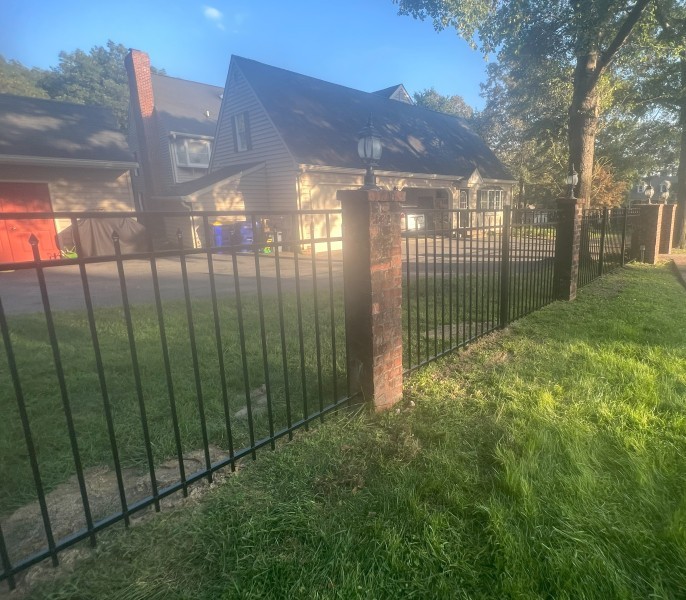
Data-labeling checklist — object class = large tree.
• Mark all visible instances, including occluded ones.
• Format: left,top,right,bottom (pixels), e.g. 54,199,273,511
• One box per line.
413,87,474,118
0,56,48,98
394,0,653,202
39,40,132,130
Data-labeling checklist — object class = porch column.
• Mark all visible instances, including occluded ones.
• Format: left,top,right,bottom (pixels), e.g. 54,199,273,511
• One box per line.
337,189,405,411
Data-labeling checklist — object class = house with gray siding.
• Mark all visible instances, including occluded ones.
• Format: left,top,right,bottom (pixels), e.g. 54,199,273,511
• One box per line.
127,50,515,247
0,94,137,263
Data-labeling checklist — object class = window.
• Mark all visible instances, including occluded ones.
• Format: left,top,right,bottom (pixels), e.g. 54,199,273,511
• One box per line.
233,112,251,152
478,189,503,210
637,184,645,194
173,137,211,168
459,189,469,209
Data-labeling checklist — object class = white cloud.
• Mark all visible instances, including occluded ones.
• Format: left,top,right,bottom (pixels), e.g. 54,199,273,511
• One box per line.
203,5,225,30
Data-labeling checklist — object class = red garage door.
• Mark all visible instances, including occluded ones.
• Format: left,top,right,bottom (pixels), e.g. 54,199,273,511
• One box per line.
0,183,60,264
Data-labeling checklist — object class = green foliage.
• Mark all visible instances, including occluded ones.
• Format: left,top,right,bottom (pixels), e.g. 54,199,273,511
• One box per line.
1,40,166,132
0,56,48,98
39,40,131,131
413,87,474,119
395,0,656,200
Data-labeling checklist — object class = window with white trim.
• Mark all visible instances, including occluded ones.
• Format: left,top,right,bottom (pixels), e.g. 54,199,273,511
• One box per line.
173,137,211,168
478,189,503,210
459,189,469,209
637,184,645,194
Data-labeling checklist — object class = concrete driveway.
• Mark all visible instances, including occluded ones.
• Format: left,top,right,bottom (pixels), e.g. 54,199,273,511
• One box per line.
0,252,344,315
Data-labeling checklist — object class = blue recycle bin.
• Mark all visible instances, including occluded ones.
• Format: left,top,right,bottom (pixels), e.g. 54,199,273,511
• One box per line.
212,221,224,247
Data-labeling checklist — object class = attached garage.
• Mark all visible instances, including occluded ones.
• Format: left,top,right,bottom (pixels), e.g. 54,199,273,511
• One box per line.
0,93,137,264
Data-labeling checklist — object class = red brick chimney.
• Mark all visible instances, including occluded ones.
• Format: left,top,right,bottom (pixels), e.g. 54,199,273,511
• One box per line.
125,49,160,200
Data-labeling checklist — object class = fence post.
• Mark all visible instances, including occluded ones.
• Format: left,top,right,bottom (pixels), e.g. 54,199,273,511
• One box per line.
660,204,677,255
499,206,511,328
598,207,608,277
337,188,405,411
630,204,663,264
553,198,583,301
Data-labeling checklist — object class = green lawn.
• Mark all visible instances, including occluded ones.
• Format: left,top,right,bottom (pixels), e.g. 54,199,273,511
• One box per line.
22,262,686,599
0,287,347,515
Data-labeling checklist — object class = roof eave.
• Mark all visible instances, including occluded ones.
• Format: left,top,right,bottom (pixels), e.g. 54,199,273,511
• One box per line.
299,164,515,184
0,155,138,170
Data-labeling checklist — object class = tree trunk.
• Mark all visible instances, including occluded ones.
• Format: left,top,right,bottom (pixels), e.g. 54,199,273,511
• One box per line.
675,55,686,248
568,53,600,205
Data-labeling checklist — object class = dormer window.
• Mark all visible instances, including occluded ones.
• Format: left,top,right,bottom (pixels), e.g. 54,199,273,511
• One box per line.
173,137,211,168
233,112,252,152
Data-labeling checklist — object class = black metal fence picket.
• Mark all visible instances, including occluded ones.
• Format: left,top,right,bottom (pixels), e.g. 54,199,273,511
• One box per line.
402,207,561,373
578,207,638,289
0,209,350,588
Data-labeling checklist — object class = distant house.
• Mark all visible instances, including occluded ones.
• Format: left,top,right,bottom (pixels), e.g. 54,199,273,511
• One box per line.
126,50,515,247
629,173,676,205
0,94,137,263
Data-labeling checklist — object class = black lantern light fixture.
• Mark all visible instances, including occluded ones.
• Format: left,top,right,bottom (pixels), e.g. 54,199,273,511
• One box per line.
565,165,579,199
357,115,382,190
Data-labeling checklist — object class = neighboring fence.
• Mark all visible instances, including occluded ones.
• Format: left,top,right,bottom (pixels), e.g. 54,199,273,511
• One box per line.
578,207,639,289
403,207,560,372
0,209,350,588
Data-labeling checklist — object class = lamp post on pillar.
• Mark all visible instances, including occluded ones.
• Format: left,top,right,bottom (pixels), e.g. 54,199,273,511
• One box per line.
566,165,579,200
357,115,383,190
644,183,655,204
338,117,405,411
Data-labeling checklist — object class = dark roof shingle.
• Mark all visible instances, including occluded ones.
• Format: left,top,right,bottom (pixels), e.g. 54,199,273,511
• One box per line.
0,94,134,163
233,57,513,181
151,74,223,138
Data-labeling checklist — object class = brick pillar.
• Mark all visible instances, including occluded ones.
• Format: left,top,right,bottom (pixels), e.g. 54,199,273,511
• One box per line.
660,204,677,255
553,197,583,301
630,205,663,264
337,189,404,411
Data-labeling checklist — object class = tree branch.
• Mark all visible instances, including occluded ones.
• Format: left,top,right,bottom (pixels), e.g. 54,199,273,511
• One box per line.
596,0,653,75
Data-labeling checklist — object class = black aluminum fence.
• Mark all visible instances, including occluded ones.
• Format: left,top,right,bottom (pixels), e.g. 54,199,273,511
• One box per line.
403,207,560,372
0,209,351,588
578,207,639,289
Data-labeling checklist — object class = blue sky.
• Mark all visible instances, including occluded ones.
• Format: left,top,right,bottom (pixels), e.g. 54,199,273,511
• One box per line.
1,0,489,109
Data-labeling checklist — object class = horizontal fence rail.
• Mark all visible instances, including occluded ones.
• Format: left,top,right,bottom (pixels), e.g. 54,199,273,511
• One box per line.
0,209,351,587
402,207,561,373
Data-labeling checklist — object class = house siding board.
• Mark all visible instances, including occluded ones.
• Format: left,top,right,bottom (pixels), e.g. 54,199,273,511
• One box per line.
212,64,297,212
0,166,135,212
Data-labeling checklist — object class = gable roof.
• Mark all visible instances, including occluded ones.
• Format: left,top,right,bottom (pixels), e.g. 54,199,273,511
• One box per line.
231,56,513,181
0,94,135,167
151,74,223,138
